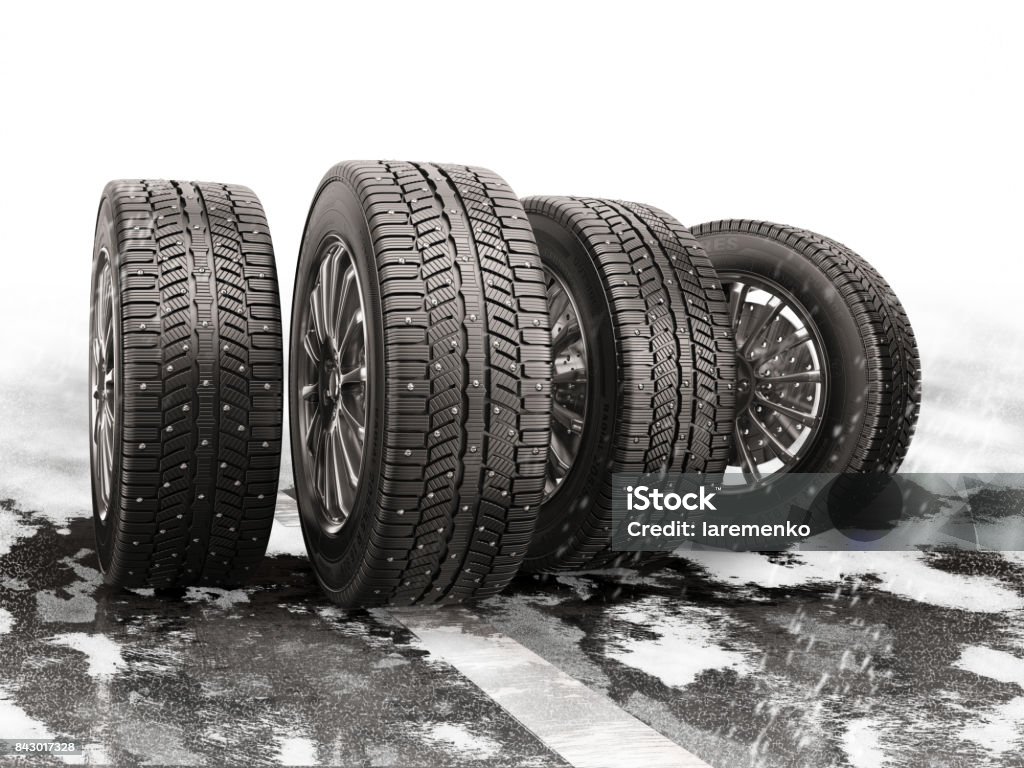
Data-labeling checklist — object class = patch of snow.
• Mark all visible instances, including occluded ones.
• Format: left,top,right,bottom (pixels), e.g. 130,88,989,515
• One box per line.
60,742,112,766
35,553,102,624
0,607,12,635
1003,551,1024,568
952,646,1024,756
422,723,500,760
0,686,52,739
277,735,318,766
372,654,409,670
958,696,1024,756
0,507,36,558
955,646,1024,688
605,597,753,688
183,586,251,610
0,370,90,526
49,633,126,678
842,718,889,768
682,550,1024,612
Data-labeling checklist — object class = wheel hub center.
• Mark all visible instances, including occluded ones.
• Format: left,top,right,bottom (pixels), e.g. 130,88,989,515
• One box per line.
326,360,341,402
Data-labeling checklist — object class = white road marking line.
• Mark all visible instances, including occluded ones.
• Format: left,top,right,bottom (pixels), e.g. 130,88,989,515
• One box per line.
392,608,713,768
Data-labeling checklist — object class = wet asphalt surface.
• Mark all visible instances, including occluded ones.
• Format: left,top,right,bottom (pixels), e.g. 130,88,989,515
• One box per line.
2,494,1024,767
0,505,563,767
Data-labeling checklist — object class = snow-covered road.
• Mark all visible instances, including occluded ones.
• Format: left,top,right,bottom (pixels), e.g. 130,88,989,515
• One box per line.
2,493,1023,767
1,314,1023,767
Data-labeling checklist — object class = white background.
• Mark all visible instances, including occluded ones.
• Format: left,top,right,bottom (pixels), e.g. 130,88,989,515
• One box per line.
0,1,1022,517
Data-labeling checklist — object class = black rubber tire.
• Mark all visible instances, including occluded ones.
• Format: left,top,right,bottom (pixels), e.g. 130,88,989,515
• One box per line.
90,180,283,589
521,197,736,572
692,220,920,474
289,161,551,609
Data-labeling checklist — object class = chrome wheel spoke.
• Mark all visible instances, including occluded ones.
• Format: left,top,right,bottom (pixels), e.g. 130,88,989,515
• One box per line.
101,411,114,486
339,365,367,387
102,397,114,432
548,289,570,329
551,320,581,351
549,439,573,473
323,427,347,514
779,418,805,444
551,401,582,432
740,298,783,355
315,429,333,510
314,244,339,348
104,316,114,369
728,282,748,330
303,329,320,365
753,392,821,428
98,434,109,498
301,383,319,402
93,402,103,443
767,370,821,384
339,309,364,358
747,413,795,461
339,394,364,436
335,267,357,340
765,330,811,361
310,288,328,345
338,420,363,485
305,407,324,457
734,423,762,484
95,267,110,340
552,369,586,386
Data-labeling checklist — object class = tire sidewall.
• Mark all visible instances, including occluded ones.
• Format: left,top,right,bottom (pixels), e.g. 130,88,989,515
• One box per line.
290,178,385,599
526,216,617,566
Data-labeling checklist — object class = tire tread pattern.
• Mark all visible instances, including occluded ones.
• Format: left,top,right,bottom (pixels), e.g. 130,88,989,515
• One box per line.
313,161,550,606
522,196,735,571
102,179,282,588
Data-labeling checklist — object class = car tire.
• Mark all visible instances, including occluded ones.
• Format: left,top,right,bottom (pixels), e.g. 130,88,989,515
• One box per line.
521,196,736,572
692,219,921,479
90,180,283,589
290,161,551,608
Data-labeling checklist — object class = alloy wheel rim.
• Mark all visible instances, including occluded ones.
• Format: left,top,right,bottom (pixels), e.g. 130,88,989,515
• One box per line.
721,272,829,485
544,268,589,501
90,251,116,520
299,237,368,533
